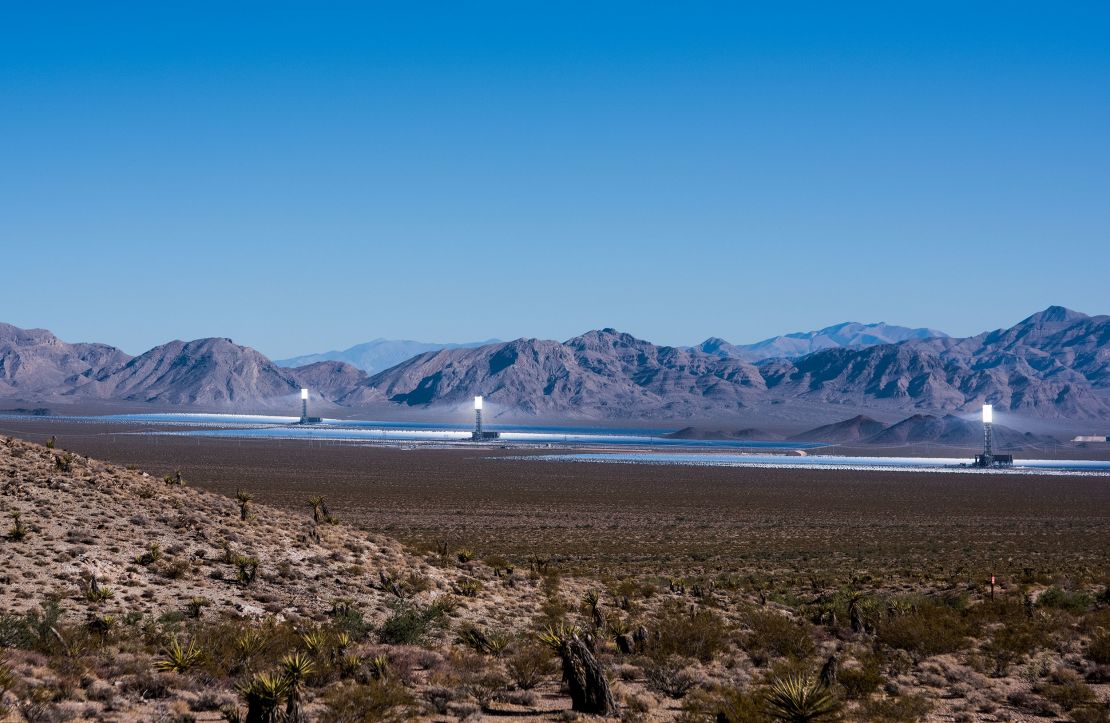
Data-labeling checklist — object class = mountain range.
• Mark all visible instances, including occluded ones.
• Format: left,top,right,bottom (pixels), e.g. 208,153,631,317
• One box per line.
694,322,948,362
275,338,499,374
1,306,1107,422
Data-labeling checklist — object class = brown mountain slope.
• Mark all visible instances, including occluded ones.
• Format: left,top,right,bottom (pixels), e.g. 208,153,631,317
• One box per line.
0,323,131,398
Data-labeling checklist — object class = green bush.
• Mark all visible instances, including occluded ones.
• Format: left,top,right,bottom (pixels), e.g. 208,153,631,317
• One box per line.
652,603,731,663
877,605,973,658
319,680,414,721
837,656,883,699
743,610,814,666
1038,587,1092,614
378,600,449,645
1087,631,1110,665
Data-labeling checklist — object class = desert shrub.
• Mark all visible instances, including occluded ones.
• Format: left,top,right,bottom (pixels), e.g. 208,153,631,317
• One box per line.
877,604,973,658
1087,631,1110,665
457,578,482,597
838,655,883,699
460,669,509,708
858,693,931,722
378,600,449,645
0,597,63,652
319,680,414,722
981,620,1050,675
743,610,814,666
328,601,372,640
645,656,700,699
651,602,731,663
1038,587,1092,614
1035,667,1097,712
505,643,558,690
680,686,766,723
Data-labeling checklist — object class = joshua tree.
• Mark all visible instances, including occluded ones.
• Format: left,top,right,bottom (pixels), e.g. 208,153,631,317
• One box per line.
540,623,617,715
280,652,314,723
848,595,865,634
307,496,325,523
241,672,288,723
7,512,28,542
583,590,604,630
819,654,838,688
236,490,254,521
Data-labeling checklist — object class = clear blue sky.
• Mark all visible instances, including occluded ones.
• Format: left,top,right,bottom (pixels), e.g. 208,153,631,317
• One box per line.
2,2,1108,358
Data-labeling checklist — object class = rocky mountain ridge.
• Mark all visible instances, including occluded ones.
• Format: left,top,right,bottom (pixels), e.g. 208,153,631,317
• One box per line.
1,307,1107,420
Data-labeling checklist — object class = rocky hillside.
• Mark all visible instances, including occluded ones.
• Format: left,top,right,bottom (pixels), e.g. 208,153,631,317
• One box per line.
0,324,131,398
354,329,767,417
697,322,948,362
367,308,1110,420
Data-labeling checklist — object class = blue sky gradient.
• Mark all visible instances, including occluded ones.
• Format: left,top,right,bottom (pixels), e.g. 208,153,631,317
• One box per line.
2,2,1108,357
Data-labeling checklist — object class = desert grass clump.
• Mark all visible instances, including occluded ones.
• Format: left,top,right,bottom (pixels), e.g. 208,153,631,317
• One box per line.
506,643,558,690
319,680,414,722
682,686,766,723
836,655,883,699
645,655,700,698
766,674,839,722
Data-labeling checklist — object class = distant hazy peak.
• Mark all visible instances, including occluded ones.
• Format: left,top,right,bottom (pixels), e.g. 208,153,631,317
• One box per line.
1019,306,1089,326
699,322,949,362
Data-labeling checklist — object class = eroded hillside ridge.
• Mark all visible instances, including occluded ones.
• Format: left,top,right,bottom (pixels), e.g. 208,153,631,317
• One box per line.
2,306,1108,418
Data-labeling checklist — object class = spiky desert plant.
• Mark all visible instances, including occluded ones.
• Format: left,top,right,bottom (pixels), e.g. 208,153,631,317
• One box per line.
236,490,254,521
280,652,314,723
187,596,210,618
766,675,839,722
234,555,260,584
457,578,482,597
538,622,581,651
368,654,390,680
456,548,475,563
235,628,268,663
300,630,328,656
155,637,203,673
240,672,288,723
307,496,326,523
136,542,161,565
8,512,28,542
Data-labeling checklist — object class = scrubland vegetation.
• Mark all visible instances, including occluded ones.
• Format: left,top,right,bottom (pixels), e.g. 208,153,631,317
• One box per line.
2,432,1109,721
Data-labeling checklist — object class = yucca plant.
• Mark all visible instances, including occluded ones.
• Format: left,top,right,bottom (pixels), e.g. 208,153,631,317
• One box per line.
236,489,254,521
234,555,260,584
8,512,27,542
457,578,482,597
280,652,314,723
240,672,288,723
538,622,581,652
456,548,475,563
307,495,326,523
235,628,268,664
300,630,328,656
766,675,839,722
368,653,389,680
155,637,203,673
